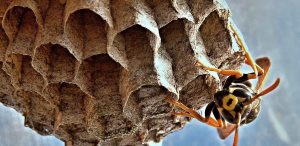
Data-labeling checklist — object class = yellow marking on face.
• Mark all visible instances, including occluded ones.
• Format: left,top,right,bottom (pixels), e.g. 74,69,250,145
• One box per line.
222,94,238,111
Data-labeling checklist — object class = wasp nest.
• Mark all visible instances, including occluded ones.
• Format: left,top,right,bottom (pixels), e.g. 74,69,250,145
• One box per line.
0,0,244,145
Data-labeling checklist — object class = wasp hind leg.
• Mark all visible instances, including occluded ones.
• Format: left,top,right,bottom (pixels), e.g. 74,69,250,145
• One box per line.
228,24,258,76
165,96,221,128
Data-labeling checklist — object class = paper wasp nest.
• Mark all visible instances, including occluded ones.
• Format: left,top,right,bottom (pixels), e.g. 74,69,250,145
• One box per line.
0,0,244,145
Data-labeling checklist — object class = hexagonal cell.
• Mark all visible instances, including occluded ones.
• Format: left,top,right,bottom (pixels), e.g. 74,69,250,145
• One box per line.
37,0,65,43
115,26,158,101
179,75,217,109
33,44,78,83
119,25,155,71
57,83,87,126
43,83,89,126
76,54,135,139
19,55,45,93
112,25,170,125
85,94,133,140
43,82,99,143
160,19,199,88
186,0,215,23
65,9,108,60
199,11,231,66
146,0,178,28
129,85,172,121
3,6,38,55
76,54,123,114
3,54,45,93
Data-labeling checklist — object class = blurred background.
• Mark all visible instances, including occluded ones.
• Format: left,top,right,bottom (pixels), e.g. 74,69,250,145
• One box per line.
0,0,299,145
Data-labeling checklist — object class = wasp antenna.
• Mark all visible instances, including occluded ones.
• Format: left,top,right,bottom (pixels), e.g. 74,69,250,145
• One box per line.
244,78,280,106
258,78,280,96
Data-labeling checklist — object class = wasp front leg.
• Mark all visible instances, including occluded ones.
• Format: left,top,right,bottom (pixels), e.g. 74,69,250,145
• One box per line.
228,24,258,76
195,61,243,78
243,57,281,106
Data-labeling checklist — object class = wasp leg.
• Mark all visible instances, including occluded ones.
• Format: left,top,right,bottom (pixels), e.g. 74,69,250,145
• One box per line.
165,96,221,128
205,102,226,128
170,111,193,118
212,106,224,128
228,24,258,76
195,61,243,78
232,113,241,146
243,78,280,106
221,117,227,129
204,102,215,122
204,102,223,127
243,59,265,80
246,59,264,75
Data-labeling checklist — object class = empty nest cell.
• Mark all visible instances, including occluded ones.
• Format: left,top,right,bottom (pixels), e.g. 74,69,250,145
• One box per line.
2,54,45,93
33,44,77,83
159,19,199,88
43,82,98,144
65,9,108,60
199,11,232,66
3,6,38,55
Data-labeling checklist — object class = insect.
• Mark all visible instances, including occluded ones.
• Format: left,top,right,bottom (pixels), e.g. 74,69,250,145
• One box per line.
165,23,280,146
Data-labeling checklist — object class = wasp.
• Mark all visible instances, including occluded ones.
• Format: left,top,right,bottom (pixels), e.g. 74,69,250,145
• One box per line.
165,23,280,146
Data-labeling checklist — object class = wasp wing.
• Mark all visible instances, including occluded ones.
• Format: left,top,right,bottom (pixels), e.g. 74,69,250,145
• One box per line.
255,57,271,92
217,124,236,139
